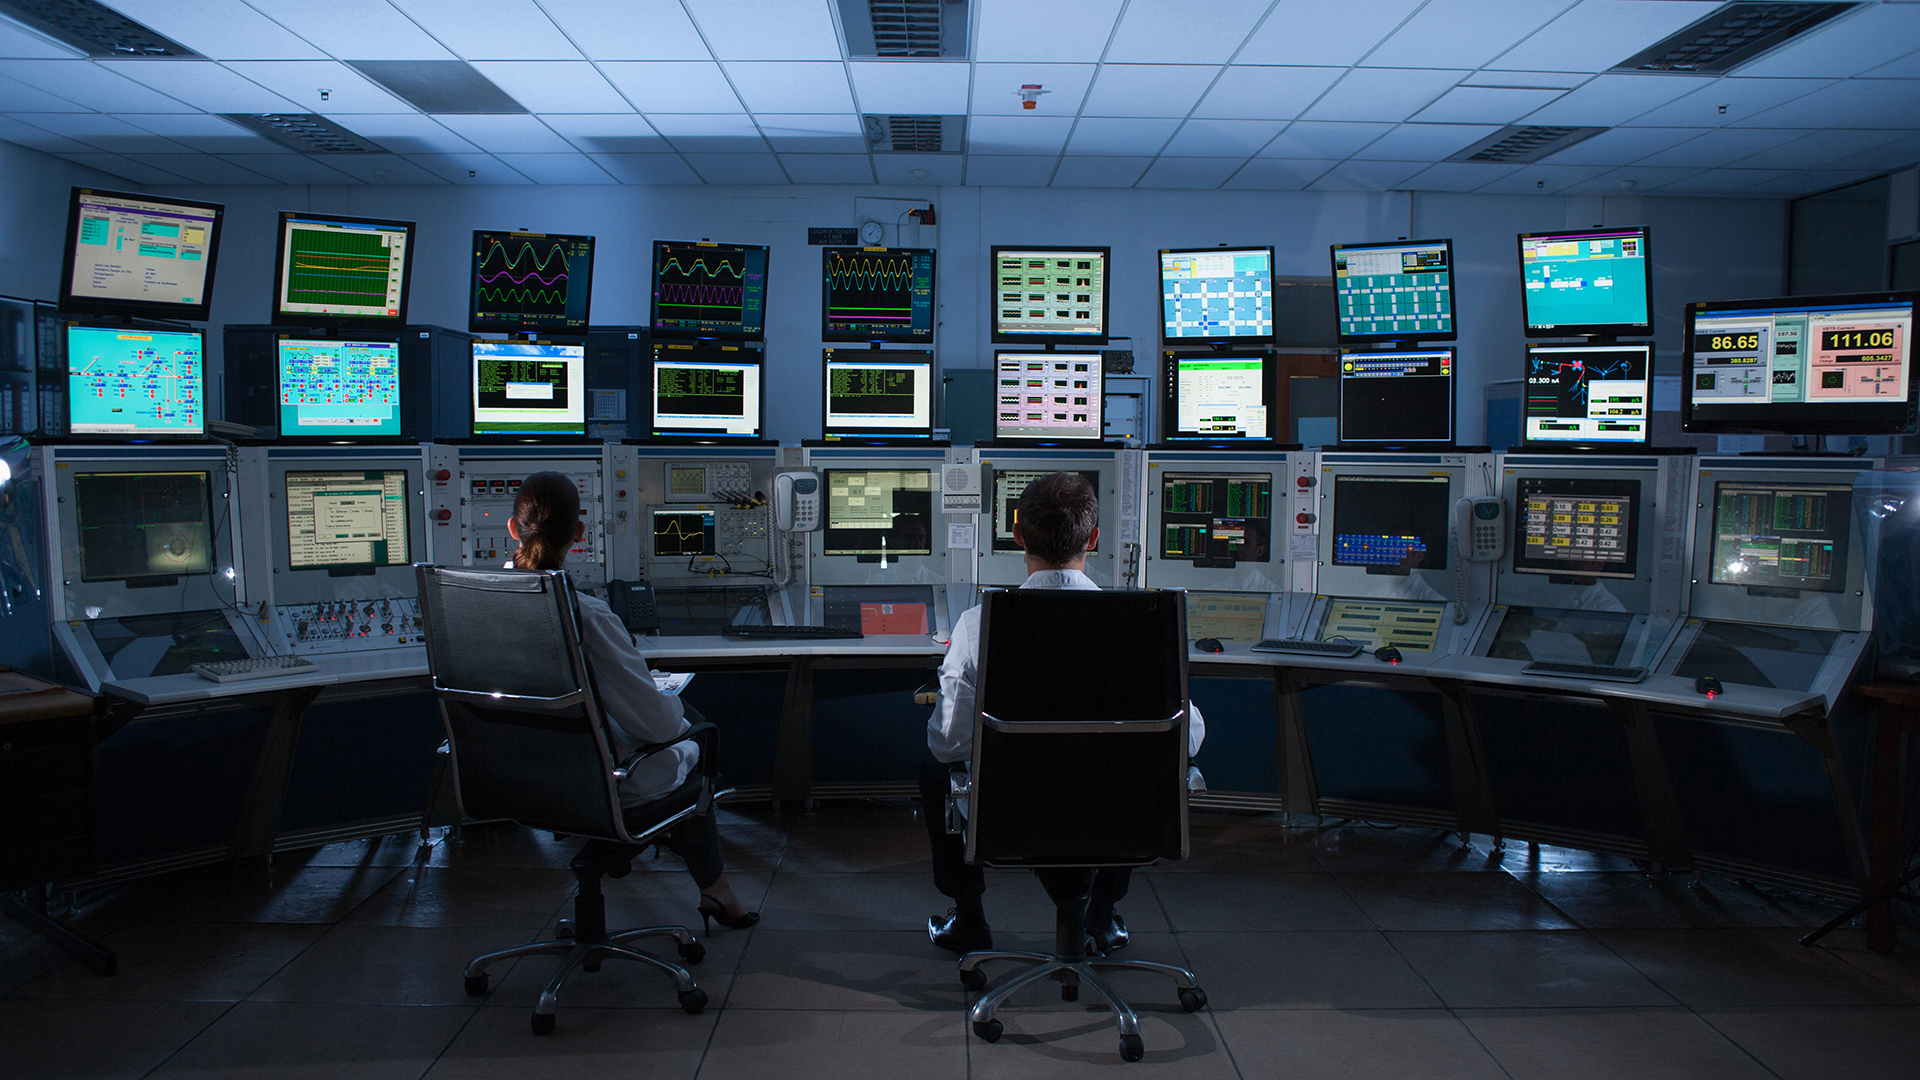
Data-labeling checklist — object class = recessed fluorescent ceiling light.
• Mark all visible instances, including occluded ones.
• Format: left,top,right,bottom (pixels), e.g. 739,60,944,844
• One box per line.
1447,125,1607,164
864,113,965,153
221,114,388,154
1613,2,1859,74
838,0,968,58
346,61,526,114
0,0,197,56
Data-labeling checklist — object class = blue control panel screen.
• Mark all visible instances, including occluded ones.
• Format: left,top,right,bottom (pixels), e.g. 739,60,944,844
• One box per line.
1520,228,1651,335
1331,473,1452,572
278,338,402,437
1161,247,1273,342
66,325,204,437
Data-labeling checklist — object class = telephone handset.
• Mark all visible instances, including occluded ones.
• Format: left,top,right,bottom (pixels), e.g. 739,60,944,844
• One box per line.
605,579,660,634
1455,497,1506,562
774,471,822,532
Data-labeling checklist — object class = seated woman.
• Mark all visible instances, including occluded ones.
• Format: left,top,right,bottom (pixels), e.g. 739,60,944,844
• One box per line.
507,471,756,934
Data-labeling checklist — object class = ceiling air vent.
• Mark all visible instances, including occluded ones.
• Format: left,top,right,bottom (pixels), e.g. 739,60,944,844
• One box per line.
346,61,526,114
1448,125,1607,165
0,0,198,57
1613,2,1858,74
838,0,968,58
864,114,965,154
222,114,387,154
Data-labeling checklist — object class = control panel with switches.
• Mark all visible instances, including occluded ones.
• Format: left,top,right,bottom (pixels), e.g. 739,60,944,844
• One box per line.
274,598,424,654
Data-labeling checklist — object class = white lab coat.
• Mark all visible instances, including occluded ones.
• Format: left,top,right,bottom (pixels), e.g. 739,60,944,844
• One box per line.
575,592,700,805
926,569,1207,764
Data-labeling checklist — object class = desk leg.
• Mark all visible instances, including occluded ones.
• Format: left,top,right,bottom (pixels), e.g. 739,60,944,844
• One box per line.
228,686,324,867
3,888,115,976
1866,706,1904,952
771,658,815,809
1432,680,1499,842
1607,697,1693,872
1275,670,1318,819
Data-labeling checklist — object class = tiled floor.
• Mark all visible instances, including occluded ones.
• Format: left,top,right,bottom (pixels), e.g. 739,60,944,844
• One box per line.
4,805,1918,1079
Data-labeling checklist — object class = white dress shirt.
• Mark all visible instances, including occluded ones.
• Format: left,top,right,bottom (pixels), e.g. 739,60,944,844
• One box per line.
926,569,1207,764
575,592,699,805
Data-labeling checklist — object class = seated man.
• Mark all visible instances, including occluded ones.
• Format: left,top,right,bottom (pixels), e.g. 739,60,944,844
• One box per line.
919,471,1205,955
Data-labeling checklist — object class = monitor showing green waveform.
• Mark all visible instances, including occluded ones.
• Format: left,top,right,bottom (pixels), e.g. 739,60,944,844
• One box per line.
469,230,595,333
276,213,413,324
821,246,935,344
650,239,769,340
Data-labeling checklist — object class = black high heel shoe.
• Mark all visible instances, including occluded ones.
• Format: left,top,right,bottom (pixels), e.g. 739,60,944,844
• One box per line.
698,894,760,934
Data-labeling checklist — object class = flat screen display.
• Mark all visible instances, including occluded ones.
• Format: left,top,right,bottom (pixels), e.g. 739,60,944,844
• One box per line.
73,470,213,583
653,508,716,557
822,468,934,557
1524,343,1652,445
60,188,224,322
993,352,1102,442
469,230,594,333
990,246,1111,344
1513,476,1639,579
1519,227,1652,338
1338,348,1454,445
822,349,933,439
1158,473,1272,566
285,470,410,571
821,247,935,343
273,212,414,326
1682,292,1916,436
650,240,769,340
66,325,205,438
277,337,401,438
1160,246,1274,344
1708,481,1852,593
649,345,763,441
1331,474,1452,571
1162,351,1273,441
470,340,586,436
991,469,1102,553
1330,238,1455,343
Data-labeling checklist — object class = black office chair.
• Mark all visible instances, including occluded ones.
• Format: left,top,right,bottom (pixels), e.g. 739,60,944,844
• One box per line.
949,588,1207,1062
415,565,719,1034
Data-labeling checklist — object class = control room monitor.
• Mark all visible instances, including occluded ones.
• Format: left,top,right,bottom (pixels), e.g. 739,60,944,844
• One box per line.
1518,227,1652,338
991,469,1101,553
1523,343,1652,445
1331,474,1452,572
285,470,410,571
993,352,1103,443
1708,481,1852,593
60,187,224,323
1159,246,1274,345
821,247,935,344
1330,238,1456,344
822,349,934,440
990,246,1111,345
652,508,716,557
1513,476,1639,580
1682,292,1915,436
822,468,934,557
650,240,769,341
1158,473,1273,567
1338,348,1454,445
470,340,586,437
469,229,595,333
277,337,401,439
272,211,415,327
73,470,213,583
66,325,205,438
649,345,764,442
1162,350,1275,442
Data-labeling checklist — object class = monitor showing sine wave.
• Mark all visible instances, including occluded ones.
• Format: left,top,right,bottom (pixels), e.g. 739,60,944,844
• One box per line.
60,187,224,322
470,340,585,437
285,470,410,571
822,247,935,343
274,212,414,326
1524,343,1652,445
1519,227,1651,338
277,338,401,438
469,230,594,333
1160,246,1274,344
651,240,769,340
66,325,205,438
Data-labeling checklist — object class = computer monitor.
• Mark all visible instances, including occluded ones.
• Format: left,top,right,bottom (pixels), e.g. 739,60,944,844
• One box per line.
1158,473,1273,567
821,349,934,440
1707,480,1852,593
650,240,769,341
276,337,402,439
1513,476,1639,580
993,351,1103,443
1161,350,1275,442
66,324,205,438
284,470,410,571
1518,227,1652,338
652,507,716,557
1338,348,1455,445
72,470,213,583
470,340,586,437
1159,246,1275,345
648,344,764,442
989,246,1111,345
821,468,934,557
821,247,935,344
1331,474,1452,571
59,187,224,322
272,211,415,327
1682,292,1916,436
468,229,595,334
990,469,1102,553
1329,238,1456,344
1523,342,1653,446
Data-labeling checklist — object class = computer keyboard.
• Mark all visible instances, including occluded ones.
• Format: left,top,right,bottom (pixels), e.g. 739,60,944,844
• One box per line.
191,655,320,683
1251,638,1365,658
1522,660,1647,683
721,624,865,640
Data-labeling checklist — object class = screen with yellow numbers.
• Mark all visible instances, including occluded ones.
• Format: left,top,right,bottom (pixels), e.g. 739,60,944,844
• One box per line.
1512,476,1639,580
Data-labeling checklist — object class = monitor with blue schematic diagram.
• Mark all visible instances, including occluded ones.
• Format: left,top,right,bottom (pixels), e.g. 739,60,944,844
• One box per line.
1331,474,1451,572
1519,227,1651,338
1159,246,1274,344
1523,342,1652,445
1330,238,1455,343
277,337,401,438
66,324,205,438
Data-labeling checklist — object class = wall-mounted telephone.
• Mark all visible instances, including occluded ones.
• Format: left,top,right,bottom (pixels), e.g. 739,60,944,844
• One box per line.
605,579,660,634
774,471,821,532
1455,497,1507,562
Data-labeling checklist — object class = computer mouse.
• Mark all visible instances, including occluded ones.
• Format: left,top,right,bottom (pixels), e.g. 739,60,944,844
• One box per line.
1695,675,1724,697
1374,645,1403,665
1194,637,1225,653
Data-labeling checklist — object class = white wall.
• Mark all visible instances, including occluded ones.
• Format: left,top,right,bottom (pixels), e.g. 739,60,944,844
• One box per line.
152,179,1787,444
0,141,131,302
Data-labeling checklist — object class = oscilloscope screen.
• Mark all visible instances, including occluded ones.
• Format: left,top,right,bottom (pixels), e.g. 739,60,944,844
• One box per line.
273,211,414,326
469,230,595,333
1158,473,1272,567
821,247,935,343
1708,481,1852,593
653,509,716,558
650,240,770,341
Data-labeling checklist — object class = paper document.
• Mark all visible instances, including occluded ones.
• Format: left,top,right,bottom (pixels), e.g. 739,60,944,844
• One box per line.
651,671,695,696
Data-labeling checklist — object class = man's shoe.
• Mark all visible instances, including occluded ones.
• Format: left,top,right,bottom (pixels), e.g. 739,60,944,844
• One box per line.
1086,913,1129,955
928,909,993,953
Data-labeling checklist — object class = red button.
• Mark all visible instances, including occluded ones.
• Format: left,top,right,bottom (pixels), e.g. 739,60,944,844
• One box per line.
1296,512,1315,525
435,508,452,521
435,469,451,481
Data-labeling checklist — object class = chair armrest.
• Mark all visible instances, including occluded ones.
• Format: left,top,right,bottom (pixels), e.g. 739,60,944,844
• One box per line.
613,721,718,780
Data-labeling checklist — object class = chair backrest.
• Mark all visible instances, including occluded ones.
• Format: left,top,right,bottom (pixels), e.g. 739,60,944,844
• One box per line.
415,564,628,841
966,588,1190,868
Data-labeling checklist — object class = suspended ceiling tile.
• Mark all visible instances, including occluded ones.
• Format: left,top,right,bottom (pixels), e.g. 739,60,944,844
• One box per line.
407,153,535,183
1862,50,1920,80
1163,118,1285,157
1635,127,1815,169
849,61,970,115
1537,126,1706,166
219,154,363,184
1733,128,1909,170
1103,0,1270,65
1735,4,1920,80
644,113,766,152
18,113,188,154
1622,77,1836,128
1461,71,1587,90
1259,121,1392,159
1833,90,1920,131
1064,117,1180,156
967,114,1075,155
1651,168,1795,195
1819,131,1920,171
600,62,743,113
1081,65,1221,119
1737,78,1920,130
1412,86,1565,125
724,62,854,114
1300,68,1468,123
1517,73,1700,127
100,61,299,113
0,72,89,112
970,64,1096,117
756,113,865,154
0,21,81,59
540,0,713,60
242,0,458,61
974,0,1125,63
1135,157,1242,189
53,153,192,185
0,61,192,112
684,0,844,61
1051,155,1151,187
1736,169,1884,197
1307,159,1426,191
779,154,875,183
119,113,290,154
389,1,581,60
682,152,789,183
1192,66,1344,121
467,62,633,114
1351,123,1499,160
492,152,617,183
1399,162,1521,192
588,152,704,183
964,156,1059,186
224,61,408,114
1489,1,1721,73
100,0,327,60
313,154,450,184
122,153,278,184
433,114,575,154
1558,165,1705,195
539,113,668,153
0,114,91,153
873,153,962,185
1471,163,1615,195
331,114,478,154
1364,0,1561,70
1235,0,1421,67
1220,157,1340,190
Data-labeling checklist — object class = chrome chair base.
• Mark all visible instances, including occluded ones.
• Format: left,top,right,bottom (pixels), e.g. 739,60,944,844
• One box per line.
959,948,1206,1062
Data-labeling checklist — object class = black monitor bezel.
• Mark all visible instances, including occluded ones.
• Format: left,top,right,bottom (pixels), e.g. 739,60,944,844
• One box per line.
72,468,216,583
1517,226,1654,340
820,246,937,344
651,506,717,558
1705,479,1854,594
1157,245,1278,347
282,468,413,572
1336,346,1457,447
59,187,226,323
644,343,767,444
272,333,408,443
1519,341,1655,449
991,349,1107,446
1510,475,1642,581
271,210,417,330
1159,348,1278,442
1680,290,1918,436
820,348,936,441
819,466,936,557
469,339,589,439
648,239,771,343
988,245,1114,346
1328,237,1458,345
64,321,209,441
467,229,596,335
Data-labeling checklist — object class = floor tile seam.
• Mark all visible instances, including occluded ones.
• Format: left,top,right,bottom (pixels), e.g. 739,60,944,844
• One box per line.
1438,1003,1521,1080
237,914,356,1006
1684,1003,1794,1080
1809,940,1920,1005
1497,863,1591,931
132,996,243,1080
1579,923,1703,1011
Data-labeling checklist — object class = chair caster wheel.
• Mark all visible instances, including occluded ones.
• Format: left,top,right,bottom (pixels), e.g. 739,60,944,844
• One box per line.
463,973,488,997
1179,987,1208,1012
555,920,574,940
679,941,706,965
959,968,986,991
1120,1034,1145,1062
679,988,708,1015
973,1018,1003,1043
531,1011,555,1036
